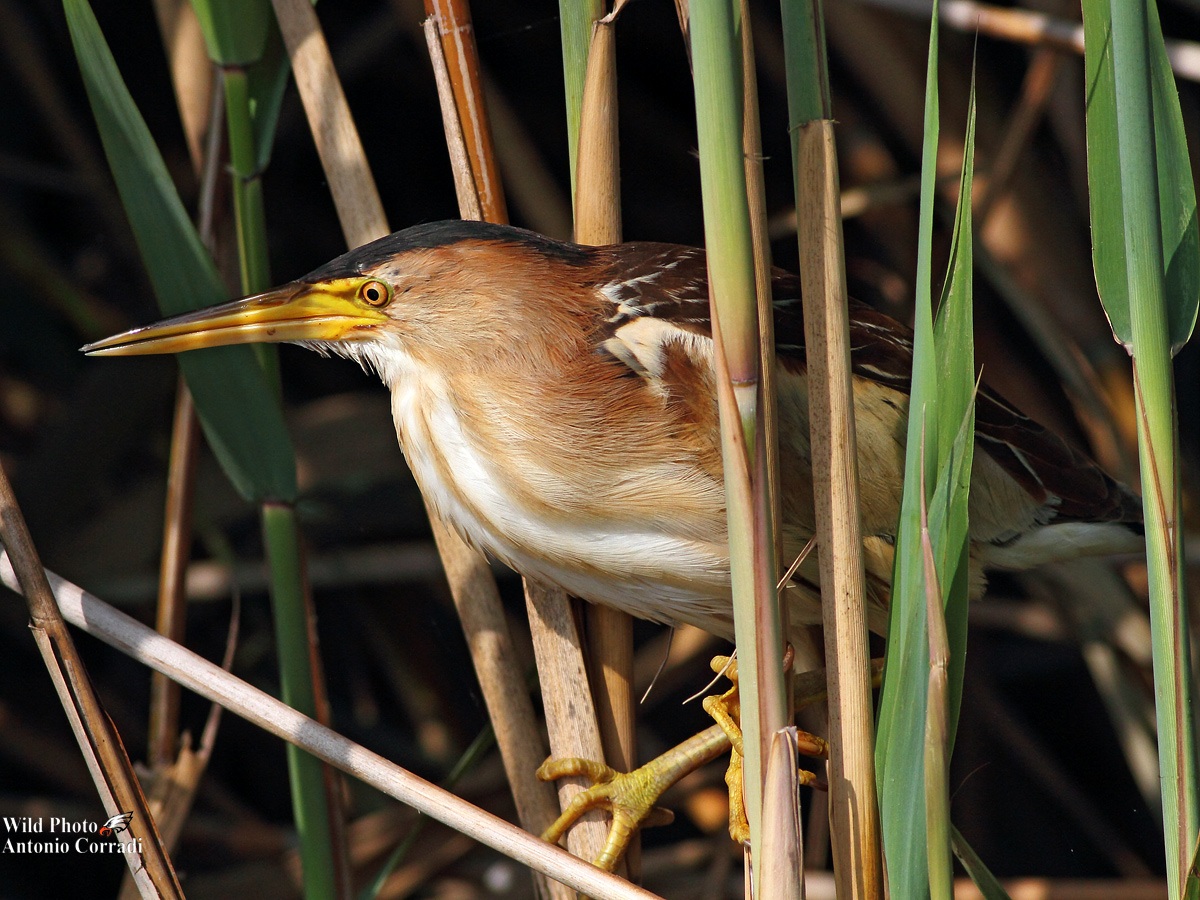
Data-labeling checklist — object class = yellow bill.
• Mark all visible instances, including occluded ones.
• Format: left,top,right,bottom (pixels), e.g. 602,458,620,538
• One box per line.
82,279,392,356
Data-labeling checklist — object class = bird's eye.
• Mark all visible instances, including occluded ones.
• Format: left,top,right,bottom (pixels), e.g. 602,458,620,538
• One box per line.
359,280,391,307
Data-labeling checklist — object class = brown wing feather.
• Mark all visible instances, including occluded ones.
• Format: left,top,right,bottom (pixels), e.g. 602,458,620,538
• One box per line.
599,243,1140,529
972,392,1142,524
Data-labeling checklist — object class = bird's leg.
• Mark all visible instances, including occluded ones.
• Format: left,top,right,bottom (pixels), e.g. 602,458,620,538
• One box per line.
701,655,829,843
536,653,864,869
536,723,732,871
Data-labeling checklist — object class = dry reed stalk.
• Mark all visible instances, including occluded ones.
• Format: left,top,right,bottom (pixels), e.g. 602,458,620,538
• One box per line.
739,0,782,575
0,468,183,900
423,0,507,223
759,728,804,899
424,17,483,221
276,4,583,894
429,514,569,899
269,0,387,249
149,0,212,170
140,388,195,765
424,4,614,885
146,380,199,767
0,557,663,900
738,4,810,890
572,11,639,880
573,13,622,242
525,578,613,868
795,120,882,898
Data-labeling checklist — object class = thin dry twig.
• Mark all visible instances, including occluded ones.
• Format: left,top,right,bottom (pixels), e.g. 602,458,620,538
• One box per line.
118,599,242,900
856,0,1200,83
0,558,662,900
423,16,483,221
423,0,507,223
0,466,183,899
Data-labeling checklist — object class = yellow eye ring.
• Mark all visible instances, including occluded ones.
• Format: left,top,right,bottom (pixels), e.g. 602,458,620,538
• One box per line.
359,280,391,307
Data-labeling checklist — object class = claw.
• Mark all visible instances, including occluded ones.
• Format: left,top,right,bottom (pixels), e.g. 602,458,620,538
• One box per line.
536,755,678,871
534,655,868,866
702,655,830,841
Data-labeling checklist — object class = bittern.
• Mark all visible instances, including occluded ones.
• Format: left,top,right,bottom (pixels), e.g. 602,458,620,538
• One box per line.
85,219,1143,864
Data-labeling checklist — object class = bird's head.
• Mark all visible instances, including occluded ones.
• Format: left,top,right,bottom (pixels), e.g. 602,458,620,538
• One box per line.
83,221,595,385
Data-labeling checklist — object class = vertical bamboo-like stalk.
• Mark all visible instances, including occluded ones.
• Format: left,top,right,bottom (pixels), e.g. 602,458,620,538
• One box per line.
260,503,342,898
559,0,606,201
1081,2,1200,893
147,381,199,768
782,2,882,895
570,10,639,879
424,19,483,221
573,13,621,242
794,121,882,900
424,0,506,223
738,0,781,576
738,5,805,892
269,0,386,249
525,580,613,869
421,13,572,856
1107,3,1197,891
690,0,788,888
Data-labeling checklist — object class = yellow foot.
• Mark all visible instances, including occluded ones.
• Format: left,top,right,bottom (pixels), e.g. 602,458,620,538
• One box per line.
535,654,873,865
537,753,681,873
536,723,735,871
701,655,829,843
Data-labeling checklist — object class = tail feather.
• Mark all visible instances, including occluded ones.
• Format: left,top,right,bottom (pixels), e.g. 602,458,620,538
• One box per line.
978,520,1144,571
